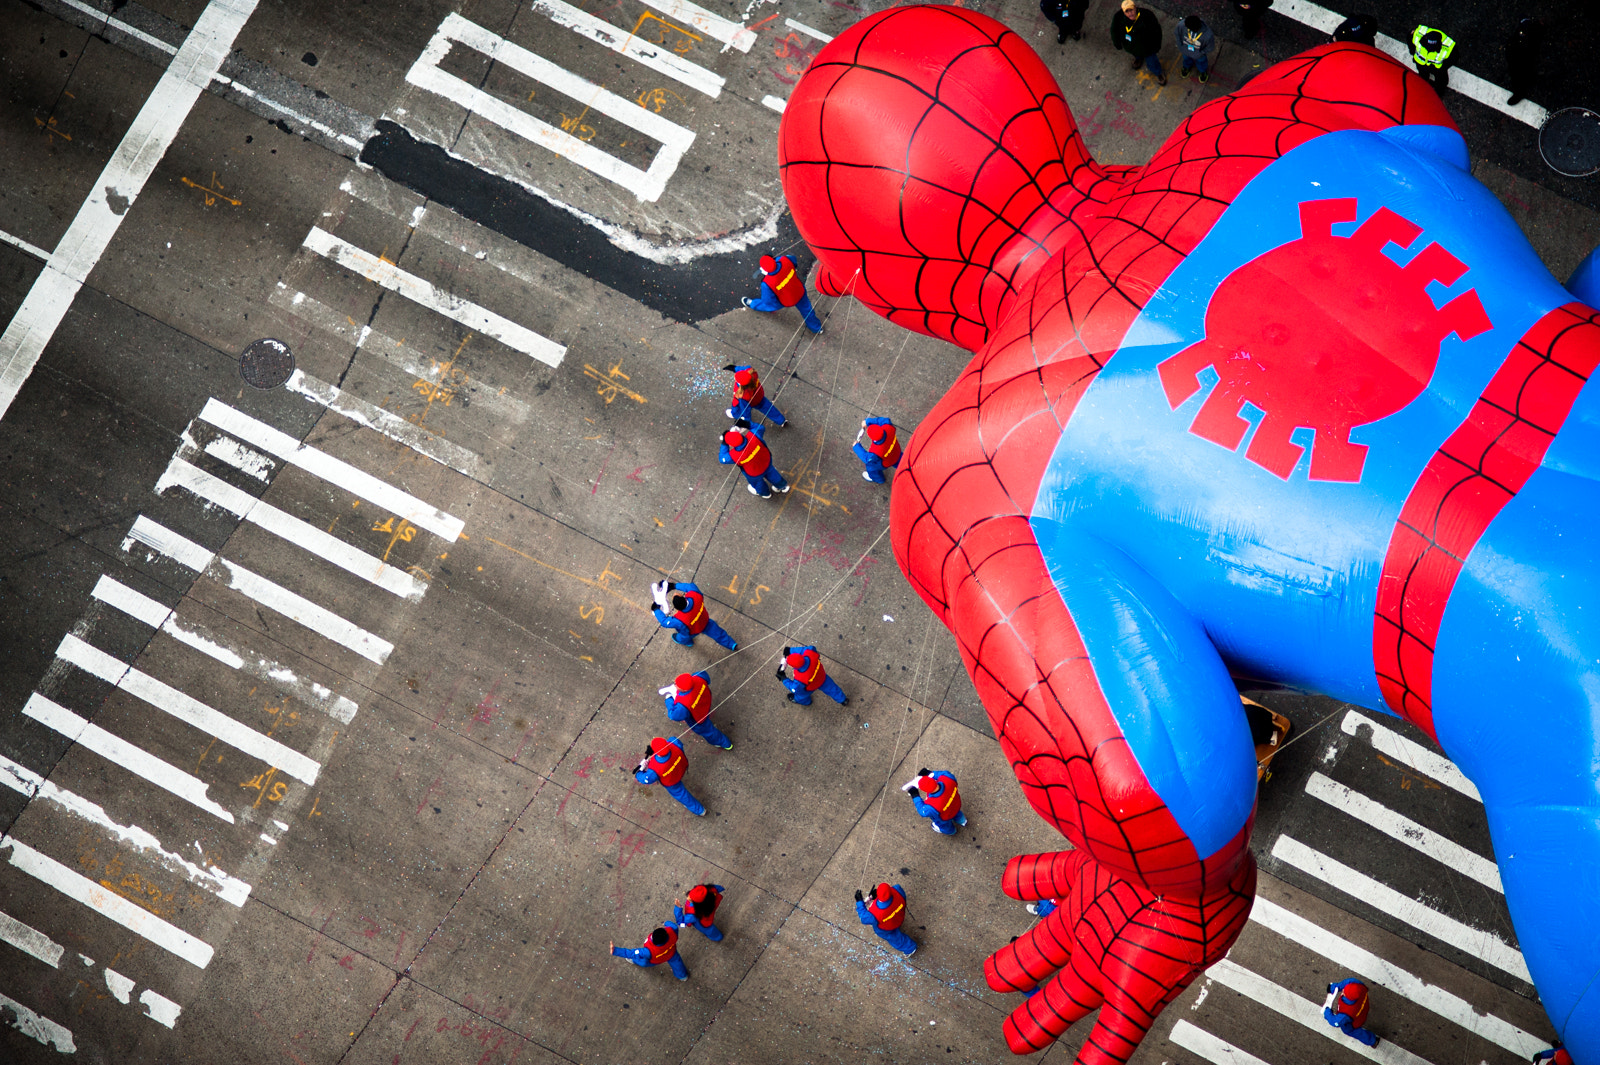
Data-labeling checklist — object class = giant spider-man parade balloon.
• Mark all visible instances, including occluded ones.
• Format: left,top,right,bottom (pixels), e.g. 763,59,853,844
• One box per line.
779,7,1600,1063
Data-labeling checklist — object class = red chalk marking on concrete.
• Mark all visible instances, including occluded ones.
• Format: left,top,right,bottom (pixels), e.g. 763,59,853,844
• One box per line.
625,464,655,482
472,677,503,725
718,501,746,529
338,954,355,970
671,475,707,523
307,908,335,964
617,831,649,868
415,775,446,816
475,1032,507,1065
433,676,465,729
573,754,595,779
591,443,617,495
511,727,537,763
359,915,380,938
392,930,408,966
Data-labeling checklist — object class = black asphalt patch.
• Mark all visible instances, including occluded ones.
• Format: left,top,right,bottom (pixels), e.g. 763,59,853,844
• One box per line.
358,119,815,326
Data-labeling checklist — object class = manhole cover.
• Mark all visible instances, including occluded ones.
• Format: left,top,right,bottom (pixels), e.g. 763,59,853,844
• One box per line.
239,338,294,389
1539,107,1600,178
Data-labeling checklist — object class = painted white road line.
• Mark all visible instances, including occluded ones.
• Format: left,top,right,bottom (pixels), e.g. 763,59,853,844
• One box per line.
92,576,360,724
1272,835,1530,983
530,0,724,98
784,18,833,42
302,226,565,367
1169,1020,1270,1065
0,0,260,422
1205,959,1433,1065
0,990,75,1053
269,284,533,426
192,429,276,481
761,95,786,114
1304,772,1501,892
285,369,480,479
56,633,322,786
157,453,429,600
1250,896,1545,1058
1340,711,1480,801
0,228,49,262
0,907,65,968
1271,0,1547,128
198,399,465,539
407,14,694,205
139,988,182,1028
122,516,395,664
22,693,235,823
0,751,251,907
0,835,214,968
104,968,135,1004
644,0,755,52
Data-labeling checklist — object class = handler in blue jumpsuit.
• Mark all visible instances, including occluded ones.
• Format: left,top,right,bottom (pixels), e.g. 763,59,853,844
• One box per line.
1323,977,1379,1047
852,417,902,484
610,925,689,980
901,768,968,834
776,645,849,705
660,671,733,750
651,580,738,650
855,883,918,955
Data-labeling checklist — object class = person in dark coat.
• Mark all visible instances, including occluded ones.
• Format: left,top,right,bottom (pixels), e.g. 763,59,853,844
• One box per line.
1506,16,1541,105
1233,0,1272,38
1040,0,1085,43
1331,13,1377,46
1111,0,1165,84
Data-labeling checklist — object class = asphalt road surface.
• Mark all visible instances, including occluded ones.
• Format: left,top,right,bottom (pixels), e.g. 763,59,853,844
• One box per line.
0,1,1594,1064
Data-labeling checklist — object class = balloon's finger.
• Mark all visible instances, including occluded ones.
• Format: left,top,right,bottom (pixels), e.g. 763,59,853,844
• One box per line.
1002,849,1084,901
985,907,1073,993
1002,958,1104,1055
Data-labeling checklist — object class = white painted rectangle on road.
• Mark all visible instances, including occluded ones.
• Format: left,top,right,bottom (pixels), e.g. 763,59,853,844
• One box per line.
1271,834,1530,982
0,907,65,968
0,834,213,968
285,369,480,479
1340,711,1480,801
1304,771,1501,891
530,0,724,98
92,575,360,725
0,751,251,907
56,633,322,785
0,0,260,422
22,694,234,823
1205,959,1434,1064
198,399,466,539
157,453,429,600
303,227,565,367
1169,1020,1270,1065
407,14,694,204
0,990,75,1053
644,0,755,52
1249,896,1546,1058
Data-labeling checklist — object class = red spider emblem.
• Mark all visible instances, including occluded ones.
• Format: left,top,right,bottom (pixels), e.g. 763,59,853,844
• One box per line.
1157,198,1492,481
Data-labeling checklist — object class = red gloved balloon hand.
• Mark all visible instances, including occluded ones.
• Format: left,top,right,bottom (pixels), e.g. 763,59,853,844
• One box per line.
986,849,1255,1063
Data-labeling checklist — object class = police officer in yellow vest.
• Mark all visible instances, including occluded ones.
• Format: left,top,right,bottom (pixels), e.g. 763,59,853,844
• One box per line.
1410,25,1455,89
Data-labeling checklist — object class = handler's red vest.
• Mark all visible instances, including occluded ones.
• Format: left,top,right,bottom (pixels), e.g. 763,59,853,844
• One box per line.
675,673,711,724
867,885,906,930
732,369,765,406
761,257,804,307
649,739,687,786
725,430,772,477
1332,982,1370,1028
645,925,679,964
686,884,721,927
671,589,709,634
865,423,902,467
921,774,961,818
786,647,825,691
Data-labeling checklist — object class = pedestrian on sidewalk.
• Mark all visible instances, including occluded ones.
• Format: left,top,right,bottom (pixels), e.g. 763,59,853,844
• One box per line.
1331,13,1377,46
851,417,902,484
635,736,707,816
652,580,738,650
856,883,918,955
723,364,787,426
719,419,791,499
1410,25,1456,90
776,645,849,706
674,884,726,941
1111,1,1165,85
1040,0,1085,43
1177,15,1216,83
1506,16,1541,105
660,671,733,750
1232,0,1271,39
743,254,823,334
902,768,968,835
1323,977,1379,1047
610,925,689,980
